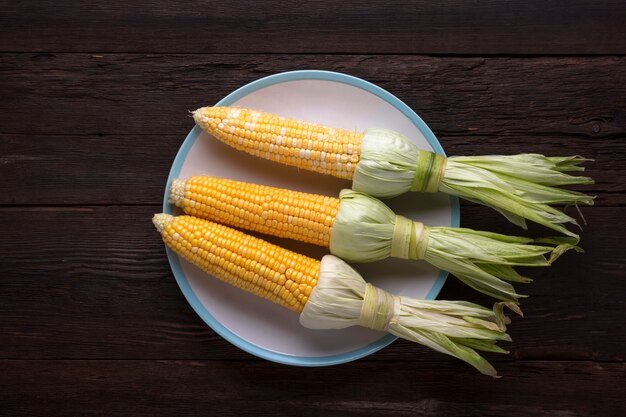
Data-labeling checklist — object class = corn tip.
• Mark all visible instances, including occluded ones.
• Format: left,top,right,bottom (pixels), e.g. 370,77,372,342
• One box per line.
168,179,186,206
152,213,174,233
192,107,208,125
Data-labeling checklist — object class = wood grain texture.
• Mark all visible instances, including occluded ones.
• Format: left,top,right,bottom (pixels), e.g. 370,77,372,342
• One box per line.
1,205,623,362
1,54,624,137
2,2,626,414
2,360,625,416
1,1,626,54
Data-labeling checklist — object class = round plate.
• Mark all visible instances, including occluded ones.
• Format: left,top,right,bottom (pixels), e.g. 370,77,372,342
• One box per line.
163,70,459,366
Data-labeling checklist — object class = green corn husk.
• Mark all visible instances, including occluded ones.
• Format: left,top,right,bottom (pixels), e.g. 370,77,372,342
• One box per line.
330,190,578,302
352,129,421,198
352,129,595,239
301,255,517,377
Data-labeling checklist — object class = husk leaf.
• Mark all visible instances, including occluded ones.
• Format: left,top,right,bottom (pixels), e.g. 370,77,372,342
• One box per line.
330,190,576,302
300,255,517,377
352,129,595,238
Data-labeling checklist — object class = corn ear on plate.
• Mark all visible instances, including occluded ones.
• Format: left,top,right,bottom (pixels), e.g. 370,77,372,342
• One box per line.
163,70,459,365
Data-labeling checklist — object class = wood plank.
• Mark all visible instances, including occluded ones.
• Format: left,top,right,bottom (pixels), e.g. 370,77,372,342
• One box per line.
0,133,617,205
1,1,625,54
2,359,624,416
0,205,623,361
1,54,624,137
0,133,180,205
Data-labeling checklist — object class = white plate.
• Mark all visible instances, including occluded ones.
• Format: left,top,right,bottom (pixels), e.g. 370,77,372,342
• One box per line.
163,70,459,365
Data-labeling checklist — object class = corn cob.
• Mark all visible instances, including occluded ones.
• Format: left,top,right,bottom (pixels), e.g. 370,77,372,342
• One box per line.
153,213,516,377
194,107,361,179
169,175,339,247
193,106,594,239
168,176,578,302
153,213,316,311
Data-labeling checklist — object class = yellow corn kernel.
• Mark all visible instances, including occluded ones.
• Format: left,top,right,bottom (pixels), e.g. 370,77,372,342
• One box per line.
170,176,340,247
193,107,363,179
156,214,318,313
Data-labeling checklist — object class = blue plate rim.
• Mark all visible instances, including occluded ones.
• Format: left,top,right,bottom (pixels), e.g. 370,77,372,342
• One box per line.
161,69,461,366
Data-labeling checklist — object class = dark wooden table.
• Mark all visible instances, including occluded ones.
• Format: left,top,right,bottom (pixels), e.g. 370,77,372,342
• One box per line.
2,2,625,416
